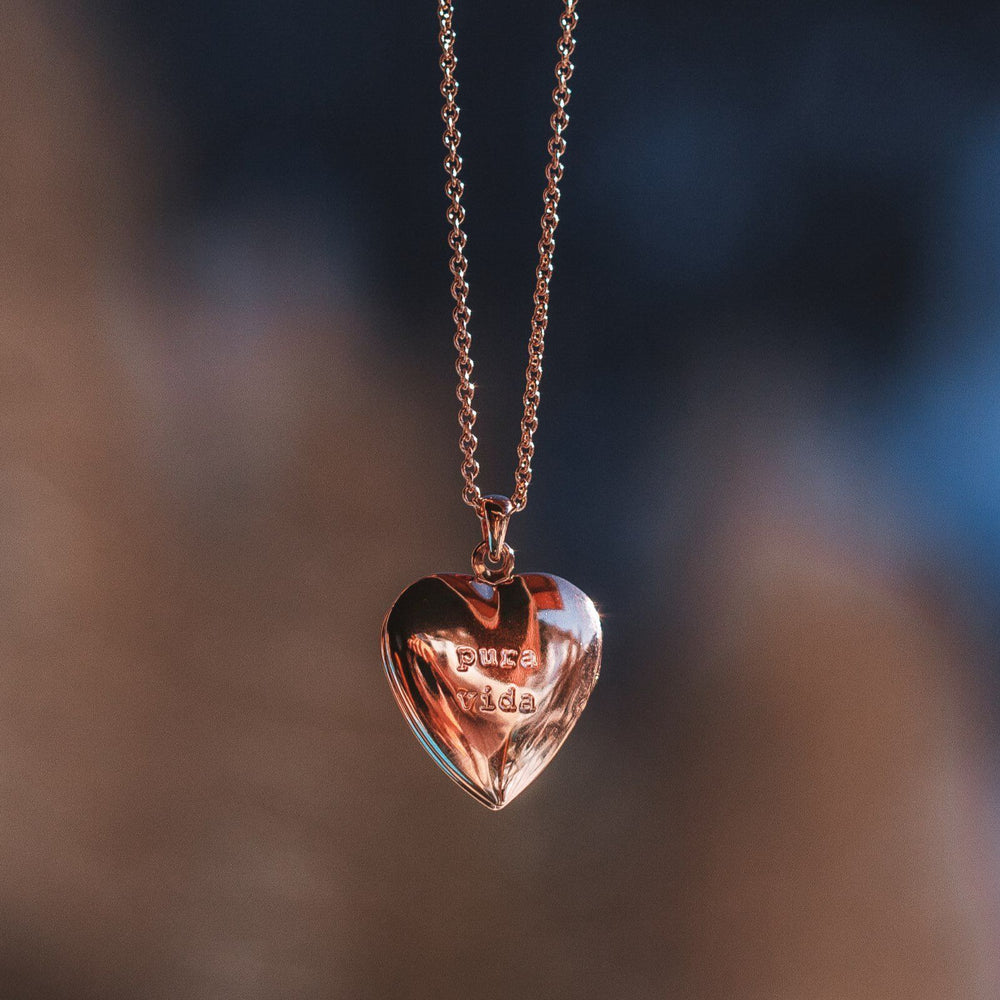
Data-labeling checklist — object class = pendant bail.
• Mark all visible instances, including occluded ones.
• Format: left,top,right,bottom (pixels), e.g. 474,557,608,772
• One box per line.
480,494,513,562
472,494,516,585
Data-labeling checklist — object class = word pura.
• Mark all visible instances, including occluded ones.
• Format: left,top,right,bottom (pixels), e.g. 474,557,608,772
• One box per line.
455,646,539,672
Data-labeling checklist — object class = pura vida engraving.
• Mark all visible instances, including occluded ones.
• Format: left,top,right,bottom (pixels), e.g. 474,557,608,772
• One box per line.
452,645,539,716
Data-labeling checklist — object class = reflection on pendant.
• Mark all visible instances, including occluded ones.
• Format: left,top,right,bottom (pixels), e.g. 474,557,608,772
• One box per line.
381,573,602,810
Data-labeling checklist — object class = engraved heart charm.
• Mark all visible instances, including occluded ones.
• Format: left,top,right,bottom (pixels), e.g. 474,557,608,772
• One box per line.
381,573,602,809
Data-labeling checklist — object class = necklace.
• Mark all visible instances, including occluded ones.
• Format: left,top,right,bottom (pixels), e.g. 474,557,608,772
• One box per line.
380,0,601,810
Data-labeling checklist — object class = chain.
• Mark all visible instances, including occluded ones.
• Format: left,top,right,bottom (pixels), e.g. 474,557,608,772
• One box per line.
438,0,578,516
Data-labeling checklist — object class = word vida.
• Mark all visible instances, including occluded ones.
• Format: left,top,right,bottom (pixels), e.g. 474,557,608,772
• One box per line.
454,645,539,672
455,686,536,715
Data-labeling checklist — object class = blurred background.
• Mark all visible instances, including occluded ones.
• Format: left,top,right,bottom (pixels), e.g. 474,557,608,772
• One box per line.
1,0,999,996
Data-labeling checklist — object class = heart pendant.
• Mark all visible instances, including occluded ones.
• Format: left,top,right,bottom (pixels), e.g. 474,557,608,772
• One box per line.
381,572,602,809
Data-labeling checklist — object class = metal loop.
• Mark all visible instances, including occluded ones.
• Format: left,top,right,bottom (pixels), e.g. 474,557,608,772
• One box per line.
471,540,515,586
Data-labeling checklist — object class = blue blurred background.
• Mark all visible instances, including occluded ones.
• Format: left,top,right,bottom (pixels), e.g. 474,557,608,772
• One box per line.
101,0,1000,629
2,1,999,997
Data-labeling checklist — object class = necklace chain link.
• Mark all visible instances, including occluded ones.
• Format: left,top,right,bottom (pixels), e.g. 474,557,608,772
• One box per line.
438,0,578,517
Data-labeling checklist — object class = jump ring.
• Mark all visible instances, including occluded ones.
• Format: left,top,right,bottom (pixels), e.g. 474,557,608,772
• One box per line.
471,540,515,586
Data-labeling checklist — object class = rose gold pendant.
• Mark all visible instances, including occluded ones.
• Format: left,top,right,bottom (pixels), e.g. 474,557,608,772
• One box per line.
381,498,602,809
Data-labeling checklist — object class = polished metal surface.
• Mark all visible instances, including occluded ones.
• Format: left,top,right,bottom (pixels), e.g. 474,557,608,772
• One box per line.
382,572,601,809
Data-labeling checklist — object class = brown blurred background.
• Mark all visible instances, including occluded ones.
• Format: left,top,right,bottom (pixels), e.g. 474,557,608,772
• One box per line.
1,1,998,997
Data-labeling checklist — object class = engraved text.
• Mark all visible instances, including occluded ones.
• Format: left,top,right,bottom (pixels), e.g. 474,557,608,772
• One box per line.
455,645,538,672
455,685,536,715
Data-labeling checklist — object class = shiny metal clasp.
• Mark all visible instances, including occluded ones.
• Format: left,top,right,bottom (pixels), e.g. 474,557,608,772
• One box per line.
471,494,515,585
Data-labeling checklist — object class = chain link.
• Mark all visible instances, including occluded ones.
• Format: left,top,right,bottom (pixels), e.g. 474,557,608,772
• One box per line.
438,0,578,516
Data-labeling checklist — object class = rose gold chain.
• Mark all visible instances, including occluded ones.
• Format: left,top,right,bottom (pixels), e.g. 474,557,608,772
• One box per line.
438,0,578,516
